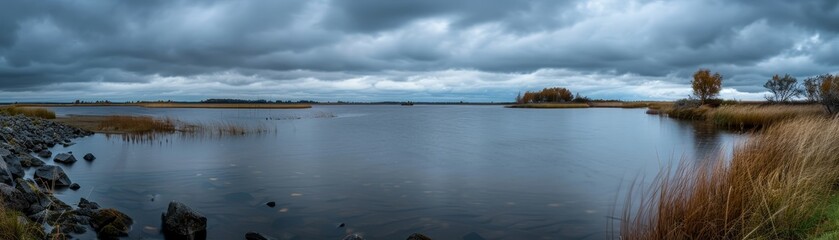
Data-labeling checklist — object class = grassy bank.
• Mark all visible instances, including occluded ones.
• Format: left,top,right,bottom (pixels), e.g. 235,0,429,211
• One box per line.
507,101,668,109
621,117,839,239
661,104,826,130
0,106,56,119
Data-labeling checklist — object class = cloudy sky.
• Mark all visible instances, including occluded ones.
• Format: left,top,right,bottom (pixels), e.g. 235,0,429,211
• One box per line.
1,0,838,102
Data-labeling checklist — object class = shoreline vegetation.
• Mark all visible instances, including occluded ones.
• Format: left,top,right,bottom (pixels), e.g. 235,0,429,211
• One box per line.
621,116,839,239
54,115,273,137
506,101,663,108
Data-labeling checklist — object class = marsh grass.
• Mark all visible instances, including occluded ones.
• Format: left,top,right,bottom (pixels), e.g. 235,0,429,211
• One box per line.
97,115,177,133
621,117,839,239
57,115,273,142
0,197,46,240
0,106,56,119
662,104,826,130
707,105,825,130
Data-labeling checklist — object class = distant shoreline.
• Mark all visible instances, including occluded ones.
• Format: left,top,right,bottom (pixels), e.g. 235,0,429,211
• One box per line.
8,103,312,109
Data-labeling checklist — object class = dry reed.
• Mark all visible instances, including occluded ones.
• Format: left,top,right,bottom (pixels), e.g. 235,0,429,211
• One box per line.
621,117,839,239
0,106,56,119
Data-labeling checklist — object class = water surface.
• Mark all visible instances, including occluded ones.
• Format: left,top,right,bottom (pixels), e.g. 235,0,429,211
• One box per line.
43,105,739,239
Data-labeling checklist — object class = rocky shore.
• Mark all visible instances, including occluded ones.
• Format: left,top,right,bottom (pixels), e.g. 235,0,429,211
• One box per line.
1,114,439,240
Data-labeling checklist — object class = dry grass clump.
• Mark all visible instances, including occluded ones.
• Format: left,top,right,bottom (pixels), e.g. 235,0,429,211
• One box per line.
708,105,825,130
622,117,839,239
0,204,45,240
620,102,650,108
506,103,590,108
0,106,56,119
96,115,176,134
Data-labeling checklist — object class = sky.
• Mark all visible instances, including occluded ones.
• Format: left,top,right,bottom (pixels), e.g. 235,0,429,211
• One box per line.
1,0,838,102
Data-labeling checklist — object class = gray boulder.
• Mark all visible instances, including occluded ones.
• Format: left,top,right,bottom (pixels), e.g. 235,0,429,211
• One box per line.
91,208,133,239
342,234,365,240
0,183,29,212
18,153,45,167
407,233,433,240
246,232,278,240
54,153,77,164
38,150,52,158
162,201,207,236
2,154,25,178
34,165,72,187
83,153,96,161
0,161,13,185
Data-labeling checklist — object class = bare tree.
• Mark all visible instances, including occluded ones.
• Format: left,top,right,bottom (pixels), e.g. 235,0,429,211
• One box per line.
803,75,824,103
763,74,802,103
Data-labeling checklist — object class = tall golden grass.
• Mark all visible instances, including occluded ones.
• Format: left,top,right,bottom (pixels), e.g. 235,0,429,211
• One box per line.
96,115,176,133
708,105,825,130
0,106,56,119
621,117,839,239
663,104,827,130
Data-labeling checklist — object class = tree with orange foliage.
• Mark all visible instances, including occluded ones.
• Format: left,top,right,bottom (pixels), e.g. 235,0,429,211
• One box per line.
819,74,839,114
517,87,574,103
691,69,723,105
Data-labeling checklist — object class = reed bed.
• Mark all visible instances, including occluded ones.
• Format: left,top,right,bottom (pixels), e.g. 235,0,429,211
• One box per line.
0,106,56,119
621,117,839,239
707,105,825,130
57,115,272,141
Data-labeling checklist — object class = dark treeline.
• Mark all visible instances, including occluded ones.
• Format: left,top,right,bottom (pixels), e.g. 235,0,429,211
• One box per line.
200,99,316,104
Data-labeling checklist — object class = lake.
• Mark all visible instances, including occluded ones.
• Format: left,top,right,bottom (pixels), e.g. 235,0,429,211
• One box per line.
41,105,739,239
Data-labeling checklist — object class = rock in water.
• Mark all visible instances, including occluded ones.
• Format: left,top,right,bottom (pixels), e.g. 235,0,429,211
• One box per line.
90,208,133,239
342,234,365,240
246,232,278,240
462,232,486,240
266,201,276,207
69,183,80,190
38,150,52,158
83,153,96,161
161,201,207,237
34,165,72,187
407,233,433,240
54,153,77,164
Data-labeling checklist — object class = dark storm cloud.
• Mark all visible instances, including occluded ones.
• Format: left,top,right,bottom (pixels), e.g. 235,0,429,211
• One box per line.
1,0,839,101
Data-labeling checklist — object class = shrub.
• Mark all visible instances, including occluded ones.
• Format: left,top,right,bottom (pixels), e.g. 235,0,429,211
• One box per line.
764,74,803,103
692,69,723,104
820,74,839,114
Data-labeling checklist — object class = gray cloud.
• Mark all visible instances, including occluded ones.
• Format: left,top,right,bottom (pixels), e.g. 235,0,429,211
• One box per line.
1,0,839,101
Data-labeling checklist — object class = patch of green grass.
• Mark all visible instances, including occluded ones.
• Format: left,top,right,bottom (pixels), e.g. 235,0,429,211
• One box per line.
808,194,839,239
